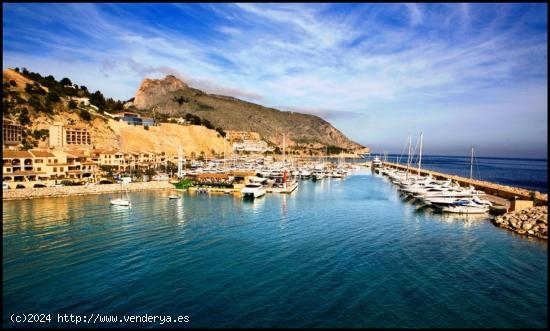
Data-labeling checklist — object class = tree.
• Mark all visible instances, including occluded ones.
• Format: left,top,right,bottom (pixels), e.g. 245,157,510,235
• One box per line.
79,109,92,121
19,108,31,125
202,119,214,130
215,127,226,137
60,77,72,86
28,95,42,109
68,100,78,109
46,92,61,103
144,167,157,179
89,90,106,110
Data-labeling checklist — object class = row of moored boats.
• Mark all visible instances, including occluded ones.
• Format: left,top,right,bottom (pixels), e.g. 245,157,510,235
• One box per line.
378,167,493,214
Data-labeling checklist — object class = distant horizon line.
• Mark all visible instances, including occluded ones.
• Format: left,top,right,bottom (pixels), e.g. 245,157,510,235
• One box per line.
366,153,548,162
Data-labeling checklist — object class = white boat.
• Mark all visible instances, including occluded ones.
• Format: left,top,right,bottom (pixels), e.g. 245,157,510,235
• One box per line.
372,156,382,168
311,171,326,181
431,197,491,214
110,198,131,206
241,183,266,199
110,184,131,206
330,171,343,178
299,168,311,179
168,195,180,199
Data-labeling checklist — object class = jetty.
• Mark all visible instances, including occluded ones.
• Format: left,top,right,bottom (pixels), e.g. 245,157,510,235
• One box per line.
381,161,547,212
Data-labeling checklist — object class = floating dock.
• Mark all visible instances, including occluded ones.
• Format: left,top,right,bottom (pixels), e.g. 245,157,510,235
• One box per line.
266,182,299,194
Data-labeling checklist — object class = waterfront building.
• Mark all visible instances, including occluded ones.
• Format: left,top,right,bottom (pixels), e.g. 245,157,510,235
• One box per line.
98,149,126,171
2,149,99,188
49,122,92,148
2,119,22,148
233,140,272,153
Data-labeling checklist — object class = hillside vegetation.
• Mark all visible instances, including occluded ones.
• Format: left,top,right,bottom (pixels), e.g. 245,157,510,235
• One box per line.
3,68,367,156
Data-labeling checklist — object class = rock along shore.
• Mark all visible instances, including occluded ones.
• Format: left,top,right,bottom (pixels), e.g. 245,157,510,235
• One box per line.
2,181,174,201
492,206,548,240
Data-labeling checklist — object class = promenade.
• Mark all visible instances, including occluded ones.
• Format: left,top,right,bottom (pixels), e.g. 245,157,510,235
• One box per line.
2,181,174,201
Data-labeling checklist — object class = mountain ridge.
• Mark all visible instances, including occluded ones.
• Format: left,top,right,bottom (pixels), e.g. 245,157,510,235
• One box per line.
132,75,366,151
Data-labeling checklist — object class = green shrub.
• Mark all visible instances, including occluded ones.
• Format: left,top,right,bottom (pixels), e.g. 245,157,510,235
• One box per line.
174,178,194,189
46,92,61,102
60,180,74,186
68,100,77,109
79,109,92,121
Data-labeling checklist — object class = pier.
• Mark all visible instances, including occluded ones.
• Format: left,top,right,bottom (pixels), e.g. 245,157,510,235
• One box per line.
381,161,547,211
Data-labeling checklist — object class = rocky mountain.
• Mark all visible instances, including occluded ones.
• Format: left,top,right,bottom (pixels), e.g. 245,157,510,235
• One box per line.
2,69,228,157
132,75,365,150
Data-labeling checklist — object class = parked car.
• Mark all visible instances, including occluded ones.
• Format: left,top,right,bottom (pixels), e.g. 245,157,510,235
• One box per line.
16,184,26,189
33,183,47,188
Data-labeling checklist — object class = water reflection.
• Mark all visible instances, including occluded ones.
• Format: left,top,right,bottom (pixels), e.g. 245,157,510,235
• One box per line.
419,208,489,228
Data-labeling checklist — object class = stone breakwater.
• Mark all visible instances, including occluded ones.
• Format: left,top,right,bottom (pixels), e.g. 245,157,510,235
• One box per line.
2,181,174,201
492,206,548,240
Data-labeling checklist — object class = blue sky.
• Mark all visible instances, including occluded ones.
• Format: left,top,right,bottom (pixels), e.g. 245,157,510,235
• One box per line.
3,3,548,158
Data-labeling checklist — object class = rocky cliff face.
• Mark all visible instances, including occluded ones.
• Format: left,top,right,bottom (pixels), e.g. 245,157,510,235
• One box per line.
133,75,189,110
132,75,365,150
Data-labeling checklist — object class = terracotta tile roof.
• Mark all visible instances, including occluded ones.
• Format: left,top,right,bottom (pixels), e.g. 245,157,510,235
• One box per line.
29,150,56,157
3,150,33,158
10,170,47,175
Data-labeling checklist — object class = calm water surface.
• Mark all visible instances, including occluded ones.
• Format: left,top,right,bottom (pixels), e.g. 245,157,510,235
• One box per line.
3,170,547,328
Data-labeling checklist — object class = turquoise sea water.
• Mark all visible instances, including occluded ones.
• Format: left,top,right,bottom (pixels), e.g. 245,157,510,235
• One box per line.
2,170,547,328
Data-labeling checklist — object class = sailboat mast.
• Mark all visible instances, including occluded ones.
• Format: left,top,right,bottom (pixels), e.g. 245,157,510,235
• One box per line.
470,146,474,179
418,131,423,175
283,133,286,166
406,135,411,178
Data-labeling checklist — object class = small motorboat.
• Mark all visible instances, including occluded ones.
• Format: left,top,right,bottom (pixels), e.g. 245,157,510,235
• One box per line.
168,195,180,199
110,198,131,206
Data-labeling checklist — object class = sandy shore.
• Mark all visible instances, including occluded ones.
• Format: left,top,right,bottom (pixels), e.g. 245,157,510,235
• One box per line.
2,181,174,201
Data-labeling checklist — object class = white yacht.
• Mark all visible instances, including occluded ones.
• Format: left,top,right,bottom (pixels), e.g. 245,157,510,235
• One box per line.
431,197,492,214
241,183,266,199
372,156,382,168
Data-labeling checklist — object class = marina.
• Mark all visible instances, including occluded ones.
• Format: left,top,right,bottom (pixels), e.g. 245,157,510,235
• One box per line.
2,3,547,329
2,168,547,328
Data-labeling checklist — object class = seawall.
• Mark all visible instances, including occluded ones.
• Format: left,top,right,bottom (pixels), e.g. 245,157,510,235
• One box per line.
3,181,174,201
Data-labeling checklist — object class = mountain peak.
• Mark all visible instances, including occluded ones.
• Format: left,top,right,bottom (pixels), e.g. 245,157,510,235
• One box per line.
134,75,188,110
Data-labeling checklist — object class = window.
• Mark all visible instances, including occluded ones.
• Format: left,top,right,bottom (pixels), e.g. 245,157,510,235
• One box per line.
54,159,58,163
36,168,41,171
35,159,43,163
6,168,11,172
53,167,57,172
